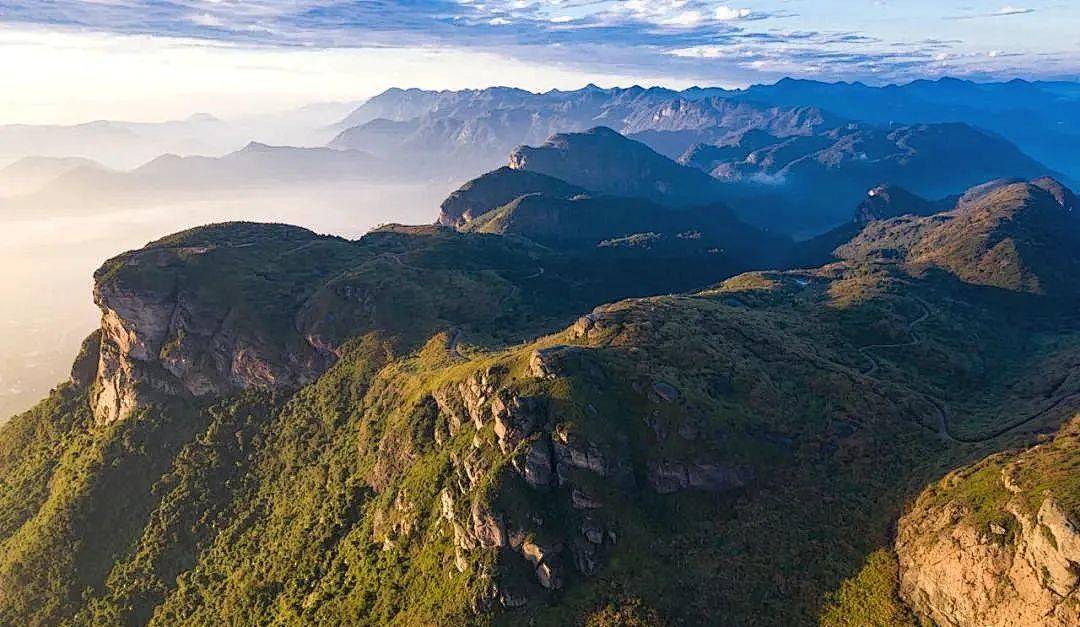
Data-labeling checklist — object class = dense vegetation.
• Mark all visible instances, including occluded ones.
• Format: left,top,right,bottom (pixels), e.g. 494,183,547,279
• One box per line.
1,176,1079,626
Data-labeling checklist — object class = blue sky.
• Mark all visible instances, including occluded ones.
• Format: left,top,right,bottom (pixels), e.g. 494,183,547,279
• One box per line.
0,1,1076,123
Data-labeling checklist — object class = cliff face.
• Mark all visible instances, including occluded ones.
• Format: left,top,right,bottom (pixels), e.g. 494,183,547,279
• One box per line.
82,220,688,425
90,258,333,424
896,419,1080,627
86,224,353,423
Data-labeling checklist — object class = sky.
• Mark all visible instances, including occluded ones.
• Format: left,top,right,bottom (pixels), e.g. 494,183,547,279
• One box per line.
0,1,1077,124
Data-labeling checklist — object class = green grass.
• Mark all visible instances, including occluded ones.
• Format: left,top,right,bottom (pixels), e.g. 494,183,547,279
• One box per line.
819,550,917,627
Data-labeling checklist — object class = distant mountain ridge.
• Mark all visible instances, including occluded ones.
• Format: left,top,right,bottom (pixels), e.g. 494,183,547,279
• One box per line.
330,86,838,177
335,79,1080,182
1,142,387,211
437,131,792,273
329,83,1063,234
702,121,1053,231
725,77,1080,180
0,102,361,170
0,156,108,197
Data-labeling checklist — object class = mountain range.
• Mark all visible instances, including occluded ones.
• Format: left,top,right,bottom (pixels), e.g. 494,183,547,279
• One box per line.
0,103,359,171
329,84,1065,234
333,78,1080,181
3,78,1080,627
5,79,1073,238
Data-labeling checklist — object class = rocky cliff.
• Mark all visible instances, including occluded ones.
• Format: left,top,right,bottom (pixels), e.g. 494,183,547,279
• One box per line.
87,224,351,423
897,417,1080,626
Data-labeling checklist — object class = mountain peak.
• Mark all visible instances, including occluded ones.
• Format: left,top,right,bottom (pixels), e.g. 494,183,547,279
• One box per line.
583,125,622,136
508,127,726,207
1032,176,1077,212
840,178,1080,296
855,184,935,223
437,166,589,228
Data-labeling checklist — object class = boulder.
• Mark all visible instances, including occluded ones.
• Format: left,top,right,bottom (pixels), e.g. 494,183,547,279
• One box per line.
571,537,599,575
440,488,456,521
529,345,583,380
570,309,621,339
470,500,507,548
553,436,607,480
647,461,749,494
491,393,545,453
499,588,528,608
454,547,470,573
581,519,605,545
522,540,564,590
519,439,554,488
571,488,603,510
650,381,681,403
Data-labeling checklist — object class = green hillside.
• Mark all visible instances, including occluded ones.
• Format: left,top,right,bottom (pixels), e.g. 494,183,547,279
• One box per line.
1,178,1079,626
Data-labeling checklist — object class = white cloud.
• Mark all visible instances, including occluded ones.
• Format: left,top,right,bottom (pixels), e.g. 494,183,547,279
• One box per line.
996,6,1035,16
0,25,682,125
714,6,752,21
662,11,703,27
669,45,730,59
189,13,224,28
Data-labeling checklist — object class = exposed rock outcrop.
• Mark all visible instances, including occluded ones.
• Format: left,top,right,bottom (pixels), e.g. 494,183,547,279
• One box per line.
491,392,545,453
529,345,584,380
898,496,1080,627
896,423,1080,627
521,539,564,590
88,224,344,423
647,461,750,494
517,438,555,488
69,329,102,389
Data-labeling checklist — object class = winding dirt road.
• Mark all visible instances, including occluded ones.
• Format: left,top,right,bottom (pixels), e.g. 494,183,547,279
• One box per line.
859,299,1080,443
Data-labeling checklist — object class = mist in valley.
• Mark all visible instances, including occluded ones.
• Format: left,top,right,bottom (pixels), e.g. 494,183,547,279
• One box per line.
0,179,456,421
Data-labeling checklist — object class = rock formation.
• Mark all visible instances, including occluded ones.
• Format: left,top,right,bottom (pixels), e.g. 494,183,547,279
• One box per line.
897,419,1080,626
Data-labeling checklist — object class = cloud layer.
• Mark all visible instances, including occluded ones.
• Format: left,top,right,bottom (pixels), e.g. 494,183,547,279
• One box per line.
0,1,1074,84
